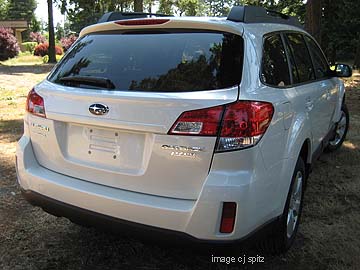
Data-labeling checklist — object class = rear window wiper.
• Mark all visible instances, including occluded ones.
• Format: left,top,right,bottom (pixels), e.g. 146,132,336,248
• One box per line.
59,76,116,90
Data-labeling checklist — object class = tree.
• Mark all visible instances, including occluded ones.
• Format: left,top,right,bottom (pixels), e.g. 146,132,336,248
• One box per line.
176,0,200,16
47,0,56,63
319,0,360,64
205,0,230,16
134,0,143,11
3,0,38,42
57,0,133,34
231,0,305,22
30,16,41,33
54,0,358,66
5,0,37,21
158,0,173,14
144,0,154,12
354,40,360,68
275,0,305,23
0,0,9,19
58,0,99,34
158,0,205,16
55,22,65,41
305,0,321,43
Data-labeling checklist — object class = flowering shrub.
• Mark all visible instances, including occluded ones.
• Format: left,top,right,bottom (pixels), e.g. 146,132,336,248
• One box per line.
0,27,20,60
34,43,63,57
29,32,46,44
60,34,78,52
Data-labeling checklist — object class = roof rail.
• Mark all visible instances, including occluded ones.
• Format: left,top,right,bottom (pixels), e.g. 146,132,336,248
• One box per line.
98,12,173,23
227,6,302,28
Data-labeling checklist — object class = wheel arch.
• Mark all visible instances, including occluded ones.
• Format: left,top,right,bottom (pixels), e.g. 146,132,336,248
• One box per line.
285,110,313,162
298,139,312,181
280,112,312,200
334,79,346,123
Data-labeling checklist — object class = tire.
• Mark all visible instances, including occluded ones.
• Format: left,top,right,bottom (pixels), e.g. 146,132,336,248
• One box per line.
258,157,305,255
325,103,349,152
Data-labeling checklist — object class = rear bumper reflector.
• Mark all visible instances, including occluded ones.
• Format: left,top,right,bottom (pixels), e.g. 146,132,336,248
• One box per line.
220,202,237,233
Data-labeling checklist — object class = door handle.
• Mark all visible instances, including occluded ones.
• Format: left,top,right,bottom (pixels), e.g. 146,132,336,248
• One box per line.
305,97,313,111
320,82,327,88
326,90,331,100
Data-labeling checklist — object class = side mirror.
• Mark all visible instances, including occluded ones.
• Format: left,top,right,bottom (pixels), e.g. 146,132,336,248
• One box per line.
331,63,352,77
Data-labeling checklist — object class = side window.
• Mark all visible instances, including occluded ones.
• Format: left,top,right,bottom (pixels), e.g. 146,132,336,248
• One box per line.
285,33,315,83
261,34,291,87
283,36,299,84
304,36,329,79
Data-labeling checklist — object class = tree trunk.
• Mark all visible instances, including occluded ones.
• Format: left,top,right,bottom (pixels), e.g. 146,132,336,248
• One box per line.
47,0,56,63
305,0,321,43
354,39,360,69
148,0,152,13
134,0,143,12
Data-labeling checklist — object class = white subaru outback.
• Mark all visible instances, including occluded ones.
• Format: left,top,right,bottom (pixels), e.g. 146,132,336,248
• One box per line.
16,6,352,253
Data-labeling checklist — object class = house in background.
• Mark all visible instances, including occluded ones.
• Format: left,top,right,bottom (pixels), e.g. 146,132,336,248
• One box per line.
0,20,28,44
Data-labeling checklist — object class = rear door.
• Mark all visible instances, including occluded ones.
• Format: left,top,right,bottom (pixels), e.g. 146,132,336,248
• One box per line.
29,30,244,200
304,35,338,129
284,33,330,149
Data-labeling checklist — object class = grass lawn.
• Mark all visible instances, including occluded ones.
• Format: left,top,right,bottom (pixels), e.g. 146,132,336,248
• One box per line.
0,52,63,66
0,65,359,270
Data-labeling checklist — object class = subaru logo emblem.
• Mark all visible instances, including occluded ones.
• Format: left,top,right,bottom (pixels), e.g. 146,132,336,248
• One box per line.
89,103,109,116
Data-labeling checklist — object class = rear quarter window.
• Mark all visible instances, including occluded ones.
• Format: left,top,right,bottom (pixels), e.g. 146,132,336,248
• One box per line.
49,31,244,92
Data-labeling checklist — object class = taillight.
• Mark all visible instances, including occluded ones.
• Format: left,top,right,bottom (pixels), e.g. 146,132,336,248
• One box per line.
168,101,273,151
217,101,273,152
168,105,224,136
26,88,46,118
115,19,169,26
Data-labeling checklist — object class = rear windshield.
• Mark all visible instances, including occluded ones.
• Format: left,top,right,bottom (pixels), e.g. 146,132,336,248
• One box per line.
48,31,243,92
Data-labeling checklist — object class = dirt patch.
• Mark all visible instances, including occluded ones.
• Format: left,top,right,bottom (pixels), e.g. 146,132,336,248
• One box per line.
0,65,359,270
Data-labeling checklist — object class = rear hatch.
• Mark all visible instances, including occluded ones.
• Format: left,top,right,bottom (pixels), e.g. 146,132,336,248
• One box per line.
29,25,244,200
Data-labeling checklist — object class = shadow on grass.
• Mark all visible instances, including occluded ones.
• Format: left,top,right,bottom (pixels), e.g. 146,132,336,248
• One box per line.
0,119,23,143
0,64,54,75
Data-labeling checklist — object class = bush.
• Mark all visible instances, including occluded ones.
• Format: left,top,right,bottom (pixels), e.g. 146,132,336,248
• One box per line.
34,43,63,57
42,55,49,63
0,27,20,61
42,54,63,63
21,42,37,53
56,54,63,62
29,32,46,44
60,34,78,52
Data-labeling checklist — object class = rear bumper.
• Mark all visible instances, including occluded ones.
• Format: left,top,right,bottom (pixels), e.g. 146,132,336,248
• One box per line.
21,189,199,243
21,189,279,245
16,135,283,241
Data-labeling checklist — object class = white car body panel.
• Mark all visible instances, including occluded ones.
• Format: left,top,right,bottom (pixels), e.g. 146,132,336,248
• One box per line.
29,82,239,200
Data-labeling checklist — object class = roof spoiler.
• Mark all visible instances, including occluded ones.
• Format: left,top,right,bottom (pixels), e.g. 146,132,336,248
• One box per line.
227,6,302,28
98,12,173,23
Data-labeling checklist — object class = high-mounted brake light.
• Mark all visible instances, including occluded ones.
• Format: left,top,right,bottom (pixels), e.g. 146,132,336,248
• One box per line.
115,19,170,26
26,88,46,118
168,101,274,151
